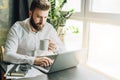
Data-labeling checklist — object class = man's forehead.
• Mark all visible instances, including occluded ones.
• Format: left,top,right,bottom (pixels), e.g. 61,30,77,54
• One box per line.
33,9,49,16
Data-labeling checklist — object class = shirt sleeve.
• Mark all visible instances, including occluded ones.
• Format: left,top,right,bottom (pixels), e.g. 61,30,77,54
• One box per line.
4,23,35,65
49,27,66,53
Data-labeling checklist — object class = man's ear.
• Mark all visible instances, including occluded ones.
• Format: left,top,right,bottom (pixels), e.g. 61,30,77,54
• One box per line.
29,10,32,17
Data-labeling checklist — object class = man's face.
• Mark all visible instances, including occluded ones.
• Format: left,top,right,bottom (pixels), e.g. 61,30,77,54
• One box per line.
30,8,49,31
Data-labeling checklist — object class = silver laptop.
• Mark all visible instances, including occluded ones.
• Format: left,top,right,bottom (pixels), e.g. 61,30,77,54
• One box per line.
33,50,80,73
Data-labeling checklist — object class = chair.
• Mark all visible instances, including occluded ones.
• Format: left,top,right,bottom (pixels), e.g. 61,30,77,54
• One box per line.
0,46,7,80
1,46,4,62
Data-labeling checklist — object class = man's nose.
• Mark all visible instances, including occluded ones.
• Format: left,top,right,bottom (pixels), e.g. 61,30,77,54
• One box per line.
39,18,44,24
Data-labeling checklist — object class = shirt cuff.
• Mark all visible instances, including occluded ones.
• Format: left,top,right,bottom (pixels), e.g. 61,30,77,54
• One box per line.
27,56,35,65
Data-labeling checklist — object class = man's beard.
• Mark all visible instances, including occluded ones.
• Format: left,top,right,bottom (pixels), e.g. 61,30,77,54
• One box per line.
30,17,43,31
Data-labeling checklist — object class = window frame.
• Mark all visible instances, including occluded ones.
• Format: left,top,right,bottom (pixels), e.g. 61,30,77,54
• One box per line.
66,0,120,79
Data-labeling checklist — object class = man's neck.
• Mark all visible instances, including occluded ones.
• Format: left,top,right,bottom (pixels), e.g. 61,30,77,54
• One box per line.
30,25,38,32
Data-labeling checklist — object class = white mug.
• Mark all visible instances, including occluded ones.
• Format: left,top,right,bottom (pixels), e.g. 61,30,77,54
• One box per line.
40,39,49,51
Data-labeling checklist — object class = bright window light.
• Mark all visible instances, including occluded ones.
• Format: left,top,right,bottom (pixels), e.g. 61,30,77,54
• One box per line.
63,19,83,51
87,22,120,79
62,0,81,12
89,0,120,14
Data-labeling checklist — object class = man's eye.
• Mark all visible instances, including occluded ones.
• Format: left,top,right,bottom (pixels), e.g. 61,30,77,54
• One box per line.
44,17,48,19
36,15,40,18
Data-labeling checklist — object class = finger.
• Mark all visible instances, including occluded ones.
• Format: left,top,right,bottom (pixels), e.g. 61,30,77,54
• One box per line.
49,40,56,47
48,46,53,50
49,43,56,49
41,57,52,66
41,61,47,66
45,57,53,66
49,59,53,65
38,61,44,66
48,46,56,51
42,60,49,66
40,58,48,66
36,57,47,66
44,57,53,66
39,62,44,66
49,44,56,49
40,62,46,66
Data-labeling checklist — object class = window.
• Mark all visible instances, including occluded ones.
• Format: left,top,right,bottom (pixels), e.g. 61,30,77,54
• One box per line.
85,0,120,79
89,0,120,13
63,0,120,79
62,0,81,12
64,19,83,51
61,0,83,51
87,22,120,79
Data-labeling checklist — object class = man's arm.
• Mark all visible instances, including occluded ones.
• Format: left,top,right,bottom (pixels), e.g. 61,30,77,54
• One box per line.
4,24,35,65
49,27,66,53
4,23,53,66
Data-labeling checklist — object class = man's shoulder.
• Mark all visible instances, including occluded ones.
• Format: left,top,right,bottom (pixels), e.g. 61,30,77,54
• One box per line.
14,18,29,27
45,22,55,30
11,18,29,31
46,22,53,27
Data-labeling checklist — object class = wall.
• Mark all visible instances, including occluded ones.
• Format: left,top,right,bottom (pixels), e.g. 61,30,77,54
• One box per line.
0,0,10,46
0,0,9,80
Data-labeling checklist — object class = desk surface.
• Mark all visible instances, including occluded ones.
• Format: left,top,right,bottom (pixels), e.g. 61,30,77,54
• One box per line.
15,65,111,80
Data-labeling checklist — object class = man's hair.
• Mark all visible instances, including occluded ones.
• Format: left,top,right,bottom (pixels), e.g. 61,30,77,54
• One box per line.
30,0,51,11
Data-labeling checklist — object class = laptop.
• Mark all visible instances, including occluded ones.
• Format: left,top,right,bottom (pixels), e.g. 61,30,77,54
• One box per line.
33,50,80,73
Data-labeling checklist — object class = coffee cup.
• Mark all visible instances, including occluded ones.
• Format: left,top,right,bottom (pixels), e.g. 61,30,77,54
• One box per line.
40,39,49,51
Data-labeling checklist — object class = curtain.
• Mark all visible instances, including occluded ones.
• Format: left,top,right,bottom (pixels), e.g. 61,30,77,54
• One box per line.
9,0,33,26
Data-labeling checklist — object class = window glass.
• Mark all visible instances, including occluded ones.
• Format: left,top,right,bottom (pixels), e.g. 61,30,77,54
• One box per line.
88,22,120,79
89,0,120,14
62,0,81,12
63,19,83,51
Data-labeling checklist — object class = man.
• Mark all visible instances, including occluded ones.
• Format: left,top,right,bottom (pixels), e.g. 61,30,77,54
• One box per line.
4,0,65,67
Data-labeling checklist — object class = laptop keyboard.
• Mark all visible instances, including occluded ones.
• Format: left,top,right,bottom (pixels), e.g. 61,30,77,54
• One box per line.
42,66,51,70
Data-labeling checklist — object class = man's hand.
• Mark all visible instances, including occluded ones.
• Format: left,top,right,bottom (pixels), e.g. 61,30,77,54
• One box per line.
34,57,53,67
48,40,57,52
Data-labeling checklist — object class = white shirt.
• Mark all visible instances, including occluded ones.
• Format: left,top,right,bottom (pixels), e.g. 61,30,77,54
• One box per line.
4,18,65,65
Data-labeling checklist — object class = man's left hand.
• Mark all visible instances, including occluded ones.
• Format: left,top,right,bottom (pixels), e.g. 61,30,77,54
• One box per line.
48,40,57,52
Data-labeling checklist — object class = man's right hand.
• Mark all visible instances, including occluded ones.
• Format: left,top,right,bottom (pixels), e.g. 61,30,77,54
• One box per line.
34,57,53,67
